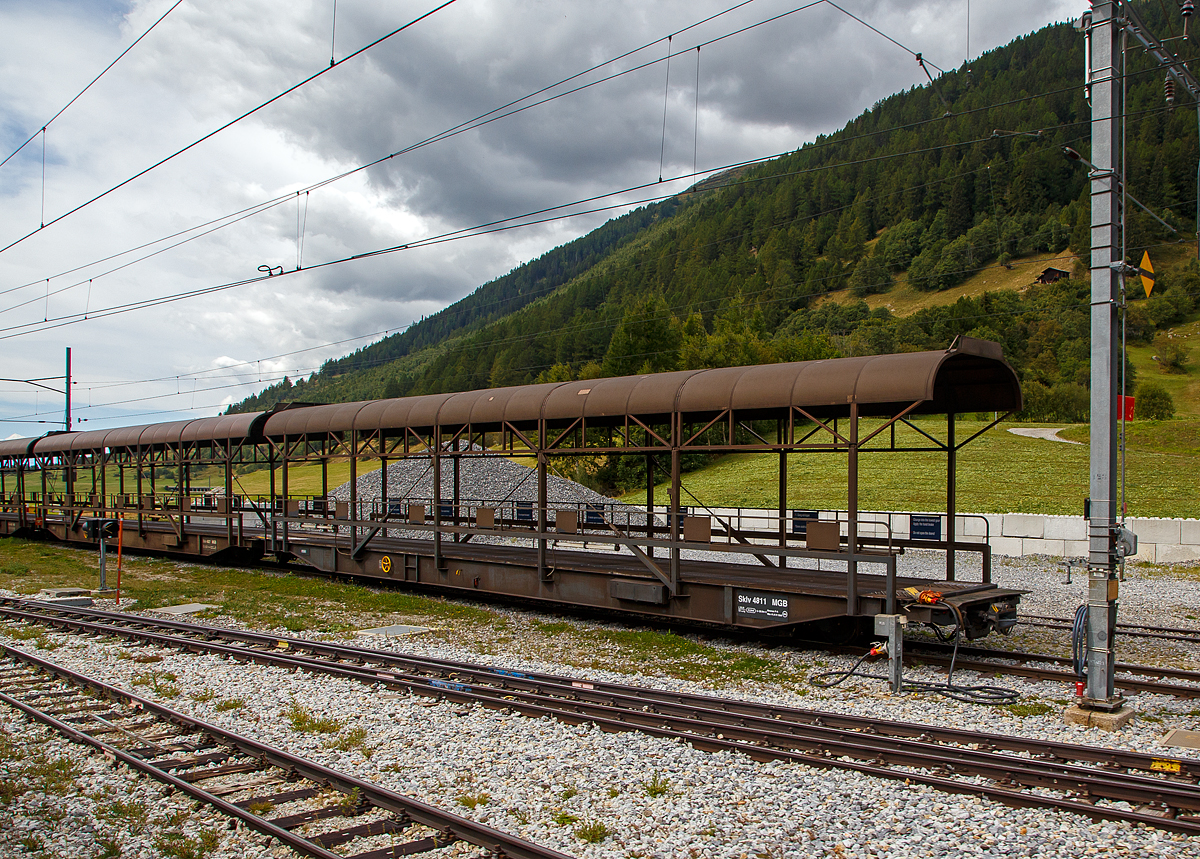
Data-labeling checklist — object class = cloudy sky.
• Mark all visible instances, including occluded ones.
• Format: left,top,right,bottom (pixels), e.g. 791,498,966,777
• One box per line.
0,0,1080,434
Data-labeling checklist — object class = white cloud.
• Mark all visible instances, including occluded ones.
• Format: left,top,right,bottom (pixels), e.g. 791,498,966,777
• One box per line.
0,0,1080,430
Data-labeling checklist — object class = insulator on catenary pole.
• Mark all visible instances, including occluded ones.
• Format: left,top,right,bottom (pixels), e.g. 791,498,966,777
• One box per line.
1165,75,1176,107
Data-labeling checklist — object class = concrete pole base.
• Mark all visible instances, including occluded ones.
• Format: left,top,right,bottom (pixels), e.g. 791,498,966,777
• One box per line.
1064,704,1136,731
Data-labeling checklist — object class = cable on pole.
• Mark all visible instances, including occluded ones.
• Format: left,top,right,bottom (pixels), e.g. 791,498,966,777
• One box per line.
916,53,953,116
659,36,673,183
693,47,701,179
0,0,460,256
330,0,338,67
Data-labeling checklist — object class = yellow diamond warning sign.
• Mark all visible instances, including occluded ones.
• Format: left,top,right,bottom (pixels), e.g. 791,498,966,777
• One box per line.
1140,251,1155,298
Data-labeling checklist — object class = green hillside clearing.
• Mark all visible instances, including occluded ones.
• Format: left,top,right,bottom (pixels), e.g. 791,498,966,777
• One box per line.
1127,315,1200,416
621,418,1199,518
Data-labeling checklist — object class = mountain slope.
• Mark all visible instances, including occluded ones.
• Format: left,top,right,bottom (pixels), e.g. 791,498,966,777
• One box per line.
229,3,1197,417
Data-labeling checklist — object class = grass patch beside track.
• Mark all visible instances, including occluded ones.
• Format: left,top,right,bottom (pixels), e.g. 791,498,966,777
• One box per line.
526,620,797,685
0,537,497,634
0,537,801,687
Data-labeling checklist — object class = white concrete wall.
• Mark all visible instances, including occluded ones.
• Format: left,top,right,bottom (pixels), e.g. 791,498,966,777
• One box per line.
677,506,1200,562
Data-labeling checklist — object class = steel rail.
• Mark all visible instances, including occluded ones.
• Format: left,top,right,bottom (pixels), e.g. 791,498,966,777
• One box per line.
0,682,342,859
8,597,1199,762
4,600,1200,832
897,641,1200,698
0,643,575,859
1021,614,1200,644
5,597,1196,773
913,640,1200,683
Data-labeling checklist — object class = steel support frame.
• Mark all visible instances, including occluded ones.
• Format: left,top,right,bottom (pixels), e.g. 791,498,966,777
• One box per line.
1,391,1009,611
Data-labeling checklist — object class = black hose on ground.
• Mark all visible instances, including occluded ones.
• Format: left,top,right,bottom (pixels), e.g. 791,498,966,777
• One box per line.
811,605,1020,705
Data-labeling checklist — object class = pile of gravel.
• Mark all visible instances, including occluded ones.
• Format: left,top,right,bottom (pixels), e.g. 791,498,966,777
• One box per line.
329,443,627,510
326,445,658,545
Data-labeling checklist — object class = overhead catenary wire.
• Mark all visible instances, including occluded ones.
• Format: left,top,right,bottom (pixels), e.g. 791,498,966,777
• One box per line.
0,0,783,276
1,0,957,302
1,89,1120,342
18,226,1188,424
236,85,1190,381
0,0,802,306
410,201,1187,384
825,1,944,73
63,323,451,391
0,128,1132,386
0,192,294,301
16,5,1180,422
6,13,1175,413
3,126,1031,337
0,0,461,256
16,215,1150,424
0,0,183,171
3,371,309,424
6,39,1146,310
0,198,296,316
2,102,1171,417
7,263,1194,423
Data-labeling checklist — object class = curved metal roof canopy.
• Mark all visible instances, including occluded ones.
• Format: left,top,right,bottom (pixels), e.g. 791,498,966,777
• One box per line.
262,337,1021,438
0,339,1020,461
2,412,269,460
33,413,267,456
0,437,38,459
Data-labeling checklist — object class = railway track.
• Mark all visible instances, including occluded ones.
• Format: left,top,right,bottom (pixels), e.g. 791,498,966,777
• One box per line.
1021,614,1200,645
899,639,1200,699
0,642,573,859
4,598,1200,834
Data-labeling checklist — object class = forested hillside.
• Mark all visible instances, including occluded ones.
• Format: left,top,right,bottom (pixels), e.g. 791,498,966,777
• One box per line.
230,3,1198,421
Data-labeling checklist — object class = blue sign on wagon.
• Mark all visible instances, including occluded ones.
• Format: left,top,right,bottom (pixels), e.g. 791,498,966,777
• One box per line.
911,514,942,541
516,501,534,521
791,509,818,535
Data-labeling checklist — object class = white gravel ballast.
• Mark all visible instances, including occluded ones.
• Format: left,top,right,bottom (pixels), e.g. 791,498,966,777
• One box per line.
5,583,1200,858
0,705,278,859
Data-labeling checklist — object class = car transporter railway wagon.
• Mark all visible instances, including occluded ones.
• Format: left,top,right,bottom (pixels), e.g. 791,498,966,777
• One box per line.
0,337,1024,639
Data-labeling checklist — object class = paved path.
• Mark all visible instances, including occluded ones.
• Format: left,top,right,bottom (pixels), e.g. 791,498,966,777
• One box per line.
1007,427,1083,445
